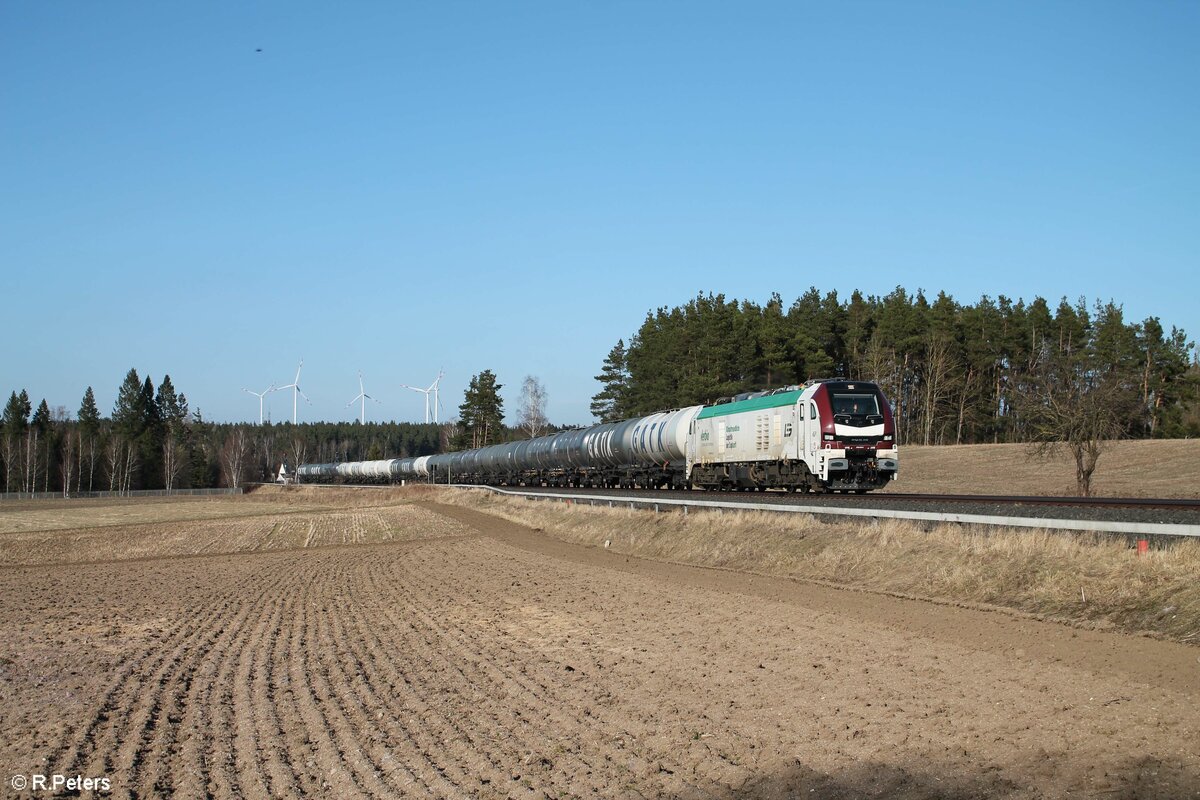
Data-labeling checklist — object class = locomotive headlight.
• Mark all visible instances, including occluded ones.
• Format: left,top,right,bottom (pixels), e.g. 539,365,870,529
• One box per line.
823,434,834,441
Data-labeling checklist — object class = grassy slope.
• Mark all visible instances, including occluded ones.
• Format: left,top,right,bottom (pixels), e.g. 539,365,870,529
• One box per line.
879,439,1200,497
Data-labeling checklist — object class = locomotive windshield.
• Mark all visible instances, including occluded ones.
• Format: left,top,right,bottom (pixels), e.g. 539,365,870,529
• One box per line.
832,393,880,417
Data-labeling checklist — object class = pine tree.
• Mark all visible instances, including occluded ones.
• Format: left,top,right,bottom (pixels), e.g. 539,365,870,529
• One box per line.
78,387,100,435
78,387,102,492
111,369,145,491
113,369,143,437
156,375,189,490
31,399,50,433
30,399,53,492
1,391,31,493
590,340,630,422
138,375,163,489
455,370,504,449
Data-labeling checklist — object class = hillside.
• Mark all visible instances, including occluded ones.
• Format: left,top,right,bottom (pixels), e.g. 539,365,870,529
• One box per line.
878,439,1199,498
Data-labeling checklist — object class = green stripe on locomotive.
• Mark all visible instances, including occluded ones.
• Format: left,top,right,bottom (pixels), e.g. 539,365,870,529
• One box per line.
695,389,805,420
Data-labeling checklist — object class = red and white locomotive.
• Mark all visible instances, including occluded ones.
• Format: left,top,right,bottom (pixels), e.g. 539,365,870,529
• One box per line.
299,379,899,494
687,380,898,493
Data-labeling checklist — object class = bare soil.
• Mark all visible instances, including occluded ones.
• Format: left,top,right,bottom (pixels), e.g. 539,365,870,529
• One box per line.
1,494,1197,798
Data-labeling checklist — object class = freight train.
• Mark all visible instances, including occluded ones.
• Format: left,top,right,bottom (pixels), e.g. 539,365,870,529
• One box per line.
298,379,898,494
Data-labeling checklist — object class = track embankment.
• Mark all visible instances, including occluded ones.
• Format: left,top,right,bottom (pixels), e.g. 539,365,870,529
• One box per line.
0,497,1196,798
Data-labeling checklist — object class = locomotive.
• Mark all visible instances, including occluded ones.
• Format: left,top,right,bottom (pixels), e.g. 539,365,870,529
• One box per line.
298,379,898,494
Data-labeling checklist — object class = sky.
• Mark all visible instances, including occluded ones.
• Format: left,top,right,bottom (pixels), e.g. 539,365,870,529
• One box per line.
2,1,1197,426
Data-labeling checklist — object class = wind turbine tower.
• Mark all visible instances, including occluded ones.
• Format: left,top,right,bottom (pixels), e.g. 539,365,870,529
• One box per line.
274,360,310,424
346,372,380,424
242,385,274,425
400,369,444,424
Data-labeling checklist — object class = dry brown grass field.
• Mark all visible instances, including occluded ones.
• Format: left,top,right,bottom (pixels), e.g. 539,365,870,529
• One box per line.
1,485,1198,798
880,438,1200,497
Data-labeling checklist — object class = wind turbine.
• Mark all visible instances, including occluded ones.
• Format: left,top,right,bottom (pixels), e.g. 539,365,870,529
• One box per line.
400,369,444,424
346,372,380,424
274,359,310,424
242,384,274,425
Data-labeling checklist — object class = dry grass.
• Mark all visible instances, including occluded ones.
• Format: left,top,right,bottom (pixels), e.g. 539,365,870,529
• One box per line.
883,439,1200,497
0,484,411,535
438,489,1200,644
0,490,472,565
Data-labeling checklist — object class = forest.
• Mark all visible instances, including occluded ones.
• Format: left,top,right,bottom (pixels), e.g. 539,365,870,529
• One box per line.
592,288,1199,445
3,286,1197,494
0,370,450,494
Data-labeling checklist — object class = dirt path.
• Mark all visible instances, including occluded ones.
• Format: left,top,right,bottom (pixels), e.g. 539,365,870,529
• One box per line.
1,501,1196,798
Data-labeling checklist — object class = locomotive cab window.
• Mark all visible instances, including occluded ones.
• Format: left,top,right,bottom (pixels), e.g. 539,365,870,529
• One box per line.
832,393,880,419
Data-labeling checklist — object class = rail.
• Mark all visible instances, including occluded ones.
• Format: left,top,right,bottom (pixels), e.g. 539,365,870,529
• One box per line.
448,485,1200,538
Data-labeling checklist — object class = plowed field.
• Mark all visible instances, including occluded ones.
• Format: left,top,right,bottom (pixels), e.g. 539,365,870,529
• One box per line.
1,494,1197,798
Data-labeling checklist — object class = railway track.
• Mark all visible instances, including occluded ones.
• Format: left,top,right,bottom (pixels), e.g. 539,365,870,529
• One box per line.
286,481,1200,532
442,484,1200,529
491,485,1200,510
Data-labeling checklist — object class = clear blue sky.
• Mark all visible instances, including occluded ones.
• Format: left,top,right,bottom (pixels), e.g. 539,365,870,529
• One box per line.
3,1,1197,426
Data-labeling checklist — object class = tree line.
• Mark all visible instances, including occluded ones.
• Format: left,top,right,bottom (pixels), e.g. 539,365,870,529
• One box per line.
591,287,1199,446
0,368,452,495
8,287,1195,495
2,368,562,495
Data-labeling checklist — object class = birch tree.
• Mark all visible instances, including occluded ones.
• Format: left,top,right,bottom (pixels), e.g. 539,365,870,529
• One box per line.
517,375,549,439
220,429,249,489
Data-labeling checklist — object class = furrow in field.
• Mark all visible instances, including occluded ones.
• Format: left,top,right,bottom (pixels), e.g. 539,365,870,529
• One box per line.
231,587,297,799
314,555,461,797
114,567,296,797
46,571,261,783
391,537,730,798
302,572,402,799
361,541,699,798
169,581,267,800
283,557,377,799
329,555,507,795
251,585,306,798
355,555,564,789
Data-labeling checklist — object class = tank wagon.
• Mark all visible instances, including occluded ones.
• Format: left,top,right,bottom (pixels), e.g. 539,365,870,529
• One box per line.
298,380,898,493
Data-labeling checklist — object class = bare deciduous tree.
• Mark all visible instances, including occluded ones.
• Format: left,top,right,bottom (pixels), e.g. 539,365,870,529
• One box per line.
25,429,39,494
920,334,955,446
82,432,99,492
253,431,275,482
861,337,904,443
1016,340,1137,496
517,375,549,439
122,440,138,494
1,434,17,494
163,438,185,492
220,429,250,489
288,436,306,480
60,429,76,497
105,437,123,492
